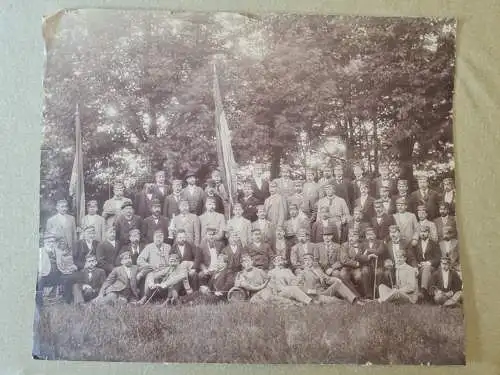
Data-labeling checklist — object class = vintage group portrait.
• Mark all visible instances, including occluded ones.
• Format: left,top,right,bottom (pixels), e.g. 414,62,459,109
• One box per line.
33,9,464,365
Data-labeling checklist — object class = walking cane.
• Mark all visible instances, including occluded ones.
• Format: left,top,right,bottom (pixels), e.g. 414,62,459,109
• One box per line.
372,256,378,299
144,286,160,305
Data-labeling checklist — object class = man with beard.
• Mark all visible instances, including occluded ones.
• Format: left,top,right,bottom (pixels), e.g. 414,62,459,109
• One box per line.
289,227,316,274
181,170,205,216
102,180,133,231
202,179,225,215
171,200,201,246
248,163,270,203
429,255,462,307
441,177,456,216
117,228,144,266
244,228,275,271
434,202,457,241
315,183,350,226
370,199,396,242
151,170,171,210
163,179,183,221
114,201,143,250
142,199,170,244
393,198,419,248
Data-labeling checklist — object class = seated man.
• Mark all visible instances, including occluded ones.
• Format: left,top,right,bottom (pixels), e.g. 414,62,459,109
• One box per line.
136,229,173,304
117,228,144,266
346,206,368,240
197,227,224,286
409,224,441,300
96,227,120,275
141,198,170,244
222,231,245,273
429,255,462,307
312,224,343,277
434,202,457,241
295,253,363,305
340,231,373,298
377,253,419,304
244,228,274,270
311,206,344,244
73,225,99,271
289,227,315,274
271,226,289,262
251,255,314,306
439,225,461,277
150,253,193,305
181,254,236,305
95,252,139,304
230,253,269,301
74,255,106,303
287,179,313,219
416,205,438,243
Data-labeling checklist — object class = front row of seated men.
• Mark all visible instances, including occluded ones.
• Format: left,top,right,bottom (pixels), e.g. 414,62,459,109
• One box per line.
37,218,463,308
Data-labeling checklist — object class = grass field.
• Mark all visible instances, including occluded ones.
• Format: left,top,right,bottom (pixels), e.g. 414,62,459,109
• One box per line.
33,301,465,364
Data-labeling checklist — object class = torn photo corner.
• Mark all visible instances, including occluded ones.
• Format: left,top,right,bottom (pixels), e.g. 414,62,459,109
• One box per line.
34,8,463,365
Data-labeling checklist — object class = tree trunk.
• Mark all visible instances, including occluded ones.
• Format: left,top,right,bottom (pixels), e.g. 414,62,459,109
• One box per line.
270,145,282,180
373,119,379,176
397,137,415,189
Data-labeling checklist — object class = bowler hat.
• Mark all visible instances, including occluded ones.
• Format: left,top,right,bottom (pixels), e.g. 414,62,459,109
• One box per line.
121,201,133,209
185,169,197,179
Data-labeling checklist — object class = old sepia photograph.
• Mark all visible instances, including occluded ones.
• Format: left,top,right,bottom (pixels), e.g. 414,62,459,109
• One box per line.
33,9,463,364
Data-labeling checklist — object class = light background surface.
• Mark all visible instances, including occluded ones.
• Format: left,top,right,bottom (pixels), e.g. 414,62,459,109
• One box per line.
0,0,499,374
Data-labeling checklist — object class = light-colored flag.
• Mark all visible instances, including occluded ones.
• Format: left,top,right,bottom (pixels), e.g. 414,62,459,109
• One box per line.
213,62,237,206
69,104,85,229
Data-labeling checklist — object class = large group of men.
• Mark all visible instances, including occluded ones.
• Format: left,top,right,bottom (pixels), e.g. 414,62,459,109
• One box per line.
36,162,462,308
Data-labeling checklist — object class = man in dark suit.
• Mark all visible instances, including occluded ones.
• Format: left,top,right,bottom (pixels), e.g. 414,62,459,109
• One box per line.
114,201,143,251
169,229,199,289
73,225,99,271
74,255,106,303
429,255,462,307
96,227,120,275
372,163,397,199
151,170,171,211
196,227,225,286
117,228,144,266
201,179,225,215
434,202,457,241
311,206,345,244
244,228,274,270
409,175,440,220
181,170,205,216
371,199,396,242
239,181,260,222
408,225,441,299
333,164,355,212
142,199,170,244
351,164,365,200
249,163,270,204
134,183,155,219
163,179,183,221
440,177,456,216
354,179,375,223
391,179,411,213
221,231,245,273
96,252,139,304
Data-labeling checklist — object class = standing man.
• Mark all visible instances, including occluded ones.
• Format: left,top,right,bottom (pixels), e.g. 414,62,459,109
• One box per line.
416,205,438,243
354,179,375,223
163,179,183,221
252,205,276,244
438,226,460,276
392,179,411,211
284,203,310,244
46,199,77,253
441,177,456,216
151,170,171,211
264,180,288,228
171,200,201,246
392,198,419,248
370,199,396,242
249,163,270,204
114,201,142,251
333,164,354,212
372,162,397,198
81,200,105,242
202,179,225,215
315,183,350,225
351,163,365,200
102,180,132,231
141,199,170,244
288,179,313,219
273,165,295,199
239,181,260,222
409,175,440,220
302,169,320,213
318,165,333,197
134,183,155,219
226,203,252,247
181,169,205,216
199,197,226,248
211,168,231,219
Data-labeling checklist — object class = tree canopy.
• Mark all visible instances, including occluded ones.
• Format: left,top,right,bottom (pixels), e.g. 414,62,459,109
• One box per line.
40,10,456,209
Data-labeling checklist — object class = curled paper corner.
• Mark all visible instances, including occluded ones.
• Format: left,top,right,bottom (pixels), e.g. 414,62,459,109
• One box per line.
42,9,68,52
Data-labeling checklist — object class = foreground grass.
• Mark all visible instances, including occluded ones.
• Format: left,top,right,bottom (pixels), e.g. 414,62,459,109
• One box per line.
33,301,465,364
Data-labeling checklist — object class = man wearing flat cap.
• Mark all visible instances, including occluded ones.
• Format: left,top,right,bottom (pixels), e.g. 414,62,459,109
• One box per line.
429,255,462,307
284,203,310,244
196,226,224,287
289,227,315,274
96,251,139,304
244,228,275,270
409,174,440,220
199,197,226,248
311,206,344,244
114,201,143,251
315,182,350,226
141,198,170,245
264,180,288,228
393,197,419,248
181,169,205,216
354,179,375,223
313,224,343,277
202,178,225,215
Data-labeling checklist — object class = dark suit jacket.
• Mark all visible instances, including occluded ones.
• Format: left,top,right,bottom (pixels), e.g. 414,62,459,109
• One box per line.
371,214,396,241
117,243,145,266
96,240,119,275
163,194,182,220
355,196,376,222
101,265,139,297
141,215,170,244
73,240,99,270
201,194,225,215
196,241,224,270
152,184,171,211
434,216,457,241
222,245,245,272
115,215,143,250
209,268,236,292
360,239,385,258
409,189,440,220
409,239,441,268
390,194,410,215
429,268,462,293
381,240,416,265
249,177,270,204
372,177,397,198
169,242,198,263
239,195,261,222
134,191,154,219
333,179,354,211
181,185,206,216
80,267,106,291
